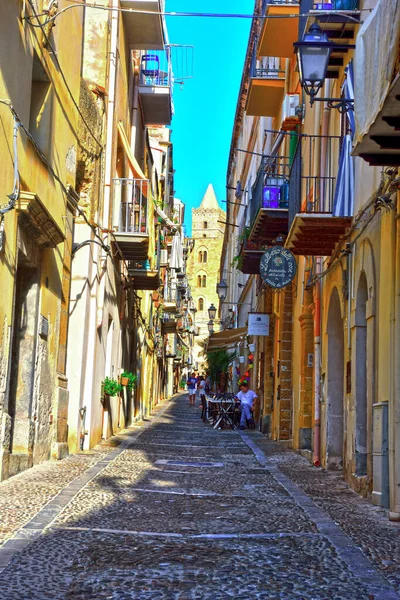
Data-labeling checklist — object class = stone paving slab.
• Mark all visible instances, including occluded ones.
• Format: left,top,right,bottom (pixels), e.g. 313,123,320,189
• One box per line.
0,449,111,545
240,431,400,600
0,529,372,600
0,394,399,599
53,483,314,535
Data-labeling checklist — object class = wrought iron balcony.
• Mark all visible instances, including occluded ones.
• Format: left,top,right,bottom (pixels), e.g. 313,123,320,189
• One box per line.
301,0,361,79
139,49,172,125
163,287,178,312
237,235,266,275
162,313,178,334
127,260,160,290
286,134,353,256
120,1,165,50
246,45,285,117
260,1,300,58
247,155,290,245
113,178,150,261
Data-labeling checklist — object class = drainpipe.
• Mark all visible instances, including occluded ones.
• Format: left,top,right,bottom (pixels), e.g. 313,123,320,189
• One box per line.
391,190,400,520
131,54,140,156
104,0,119,228
97,0,118,331
313,84,331,467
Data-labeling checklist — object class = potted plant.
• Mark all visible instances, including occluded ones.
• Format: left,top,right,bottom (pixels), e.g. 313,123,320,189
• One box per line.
121,372,137,390
103,377,122,397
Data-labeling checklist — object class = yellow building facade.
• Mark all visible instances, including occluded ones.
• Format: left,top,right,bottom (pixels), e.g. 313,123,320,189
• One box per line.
0,1,187,480
0,1,83,478
222,0,400,519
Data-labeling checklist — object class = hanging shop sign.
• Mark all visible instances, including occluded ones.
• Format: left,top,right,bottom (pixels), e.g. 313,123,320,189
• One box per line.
259,246,296,289
248,313,270,337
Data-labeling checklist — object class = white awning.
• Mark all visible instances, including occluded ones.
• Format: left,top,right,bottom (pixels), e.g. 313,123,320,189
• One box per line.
169,233,184,271
207,327,247,351
156,205,177,231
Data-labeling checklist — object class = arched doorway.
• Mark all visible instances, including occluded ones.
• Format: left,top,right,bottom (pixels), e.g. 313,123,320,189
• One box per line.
326,287,344,469
355,272,368,475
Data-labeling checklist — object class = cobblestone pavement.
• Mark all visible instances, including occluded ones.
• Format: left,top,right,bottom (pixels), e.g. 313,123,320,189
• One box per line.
0,394,399,599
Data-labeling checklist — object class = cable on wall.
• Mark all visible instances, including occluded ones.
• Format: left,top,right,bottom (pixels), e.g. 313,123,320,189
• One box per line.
26,0,103,150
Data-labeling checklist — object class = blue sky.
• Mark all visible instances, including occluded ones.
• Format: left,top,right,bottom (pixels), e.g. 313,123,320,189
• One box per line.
166,1,254,234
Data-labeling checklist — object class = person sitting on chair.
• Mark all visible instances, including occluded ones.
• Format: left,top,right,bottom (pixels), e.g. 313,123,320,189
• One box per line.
235,382,257,430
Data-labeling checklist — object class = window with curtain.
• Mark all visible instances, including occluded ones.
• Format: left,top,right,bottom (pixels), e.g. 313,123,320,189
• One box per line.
197,275,202,287
203,251,207,263
202,275,207,287
198,298,204,311
198,251,203,263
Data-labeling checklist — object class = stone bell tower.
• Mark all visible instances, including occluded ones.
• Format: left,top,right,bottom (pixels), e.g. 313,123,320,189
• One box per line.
187,184,226,371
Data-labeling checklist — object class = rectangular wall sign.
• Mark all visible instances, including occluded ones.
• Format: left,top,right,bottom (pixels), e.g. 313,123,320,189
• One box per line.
248,313,270,336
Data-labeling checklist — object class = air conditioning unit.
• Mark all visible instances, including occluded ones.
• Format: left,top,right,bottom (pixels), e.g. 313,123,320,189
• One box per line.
282,94,300,121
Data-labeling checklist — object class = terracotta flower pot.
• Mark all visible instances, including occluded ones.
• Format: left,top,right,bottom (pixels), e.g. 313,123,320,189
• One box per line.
121,377,129,386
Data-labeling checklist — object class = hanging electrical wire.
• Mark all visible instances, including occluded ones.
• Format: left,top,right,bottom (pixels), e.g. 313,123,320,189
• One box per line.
25,0,103,150
25,1,368,26
0,99,108,253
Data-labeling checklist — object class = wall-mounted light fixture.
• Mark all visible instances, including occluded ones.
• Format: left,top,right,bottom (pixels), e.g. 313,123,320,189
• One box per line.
294,23,355,113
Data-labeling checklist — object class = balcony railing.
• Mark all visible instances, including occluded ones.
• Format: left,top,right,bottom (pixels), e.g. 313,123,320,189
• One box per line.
312,1,359,9
288,134,343,231
249,155,291,226
299,0,359,40
113,178,149,235
140,49,172,88
247,44,286,116
138,48,173,125
250,51,285,80
286,133,353,255
262,0,299,11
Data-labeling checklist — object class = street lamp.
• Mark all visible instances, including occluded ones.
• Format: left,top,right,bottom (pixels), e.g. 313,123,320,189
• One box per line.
294,23,355,112
208,303,217,320
216,278,228,301
207,320,214,334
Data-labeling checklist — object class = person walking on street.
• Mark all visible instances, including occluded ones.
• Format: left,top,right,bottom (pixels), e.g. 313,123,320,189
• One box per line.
187,373,197,406
235,382,257,430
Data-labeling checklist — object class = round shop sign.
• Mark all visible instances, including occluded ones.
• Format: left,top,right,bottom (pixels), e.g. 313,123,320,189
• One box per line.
260,246,296,289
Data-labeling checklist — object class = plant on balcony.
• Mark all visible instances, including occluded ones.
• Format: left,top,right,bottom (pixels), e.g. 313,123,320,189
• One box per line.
237,226,251,244
103,377,122,397
231,254,243,270
121,372,137,390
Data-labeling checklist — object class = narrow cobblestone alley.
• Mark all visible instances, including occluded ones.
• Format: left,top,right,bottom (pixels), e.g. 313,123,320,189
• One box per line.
0,394,399,600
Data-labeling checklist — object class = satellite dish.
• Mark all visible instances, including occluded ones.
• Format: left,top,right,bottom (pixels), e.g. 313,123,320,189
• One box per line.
235,180,242,199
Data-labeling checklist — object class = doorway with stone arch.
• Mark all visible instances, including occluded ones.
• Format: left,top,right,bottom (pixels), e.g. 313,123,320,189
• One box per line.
326,287,345,469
